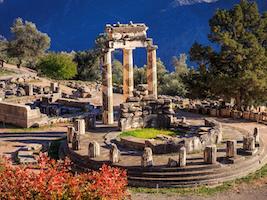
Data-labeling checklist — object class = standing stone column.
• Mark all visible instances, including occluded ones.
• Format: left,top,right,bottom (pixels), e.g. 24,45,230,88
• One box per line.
179,147,186,167
102,48,114,124
204,145,217,164
67,126,75,143
88,141,100,158
109,143,121,163
226,140,236,157
141,147,153,167
123,48,135,102
55,86,62,98
243,135,255,150
74,119,85,135
146,45,158,97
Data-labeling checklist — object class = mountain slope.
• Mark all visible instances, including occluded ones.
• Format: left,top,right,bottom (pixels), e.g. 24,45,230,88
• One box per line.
0,0,266,70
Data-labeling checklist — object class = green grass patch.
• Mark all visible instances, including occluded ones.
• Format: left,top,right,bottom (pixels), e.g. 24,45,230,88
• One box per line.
48,136,67,160
0,68,14,75
117,128,184,139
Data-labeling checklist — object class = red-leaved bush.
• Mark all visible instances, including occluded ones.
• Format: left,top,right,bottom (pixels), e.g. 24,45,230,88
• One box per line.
0,152,130,199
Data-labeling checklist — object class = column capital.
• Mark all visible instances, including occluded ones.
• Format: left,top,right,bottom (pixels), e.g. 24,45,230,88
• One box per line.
146,45,158,51
122,47,136,51
101,48,115,54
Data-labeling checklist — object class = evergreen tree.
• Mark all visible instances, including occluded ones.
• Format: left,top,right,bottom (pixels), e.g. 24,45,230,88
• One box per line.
6,18,50,68
74,33,108,81
112,59,123,84
189,0,267,109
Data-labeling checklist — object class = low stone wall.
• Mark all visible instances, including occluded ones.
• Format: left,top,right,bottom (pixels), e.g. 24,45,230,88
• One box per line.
3,94,44,104
56,98,91,110
116,118,222,154
0,102,48,128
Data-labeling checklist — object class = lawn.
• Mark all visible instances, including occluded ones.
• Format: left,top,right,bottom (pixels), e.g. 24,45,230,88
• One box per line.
117,128,184,139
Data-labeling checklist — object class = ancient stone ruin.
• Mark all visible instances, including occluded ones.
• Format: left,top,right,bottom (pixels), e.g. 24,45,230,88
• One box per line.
102,22,158,125
118,84,174,131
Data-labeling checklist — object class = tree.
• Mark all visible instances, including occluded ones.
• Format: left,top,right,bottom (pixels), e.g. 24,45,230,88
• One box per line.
133,65,147,87
74,33,108,81
6,18,50,68
158,54,188,96
112,59,123,84
189,0,267,110
38,52,77,80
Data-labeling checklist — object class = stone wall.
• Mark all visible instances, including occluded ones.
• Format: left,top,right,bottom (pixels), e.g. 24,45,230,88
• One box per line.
0,102,48,128
118,84,174,132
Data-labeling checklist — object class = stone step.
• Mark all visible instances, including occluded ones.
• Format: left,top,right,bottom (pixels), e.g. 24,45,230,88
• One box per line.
59,139,267,188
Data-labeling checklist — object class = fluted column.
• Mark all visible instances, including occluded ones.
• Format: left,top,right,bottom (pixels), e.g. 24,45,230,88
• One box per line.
147,45,158,97
123,48,135,102
102,48,114,124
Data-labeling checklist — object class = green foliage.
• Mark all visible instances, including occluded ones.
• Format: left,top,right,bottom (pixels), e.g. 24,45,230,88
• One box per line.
38,51,77,80
189,0,267,109
117,128,184,139
158,54,189,96
133,64,147,87
6,18,51,68
74,33,108,81
112,59,123,84
48,136,67,160
0,68,14,75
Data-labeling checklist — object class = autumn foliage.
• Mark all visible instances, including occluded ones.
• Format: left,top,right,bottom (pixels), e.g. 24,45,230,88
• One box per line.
0,152,130,199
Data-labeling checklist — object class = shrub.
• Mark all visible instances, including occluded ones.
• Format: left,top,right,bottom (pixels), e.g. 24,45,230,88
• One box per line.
0,152,130,199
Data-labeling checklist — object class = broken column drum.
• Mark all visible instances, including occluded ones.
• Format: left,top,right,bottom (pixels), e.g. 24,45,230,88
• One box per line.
102,21,158,124
179,147,186,167
141,147,153,167
88,141,100,158
109,143,121,164
243,135,255,151
204,145,217,164
226,140,236,157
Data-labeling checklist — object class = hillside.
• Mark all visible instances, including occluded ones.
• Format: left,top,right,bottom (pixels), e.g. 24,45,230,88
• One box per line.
0,0,267,70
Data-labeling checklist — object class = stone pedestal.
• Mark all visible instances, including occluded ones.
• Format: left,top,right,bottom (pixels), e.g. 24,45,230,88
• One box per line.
146,46,157,97
74,119,85,135
254,127,260,147
181,117,186,123
226,140,236,157
179,147,186,167
50,82,58,92
123,48,135,102
102,49,114,124
243,135,255,150
25,84,33,96
67,126,75,143
238,135,257,155
141,147,153,167
88,141,100,158
109,143,120,163
72,131,80,150
204,145,216,164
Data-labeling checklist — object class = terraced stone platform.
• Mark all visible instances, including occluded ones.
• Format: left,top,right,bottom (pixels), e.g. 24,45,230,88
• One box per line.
59,118,267,188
